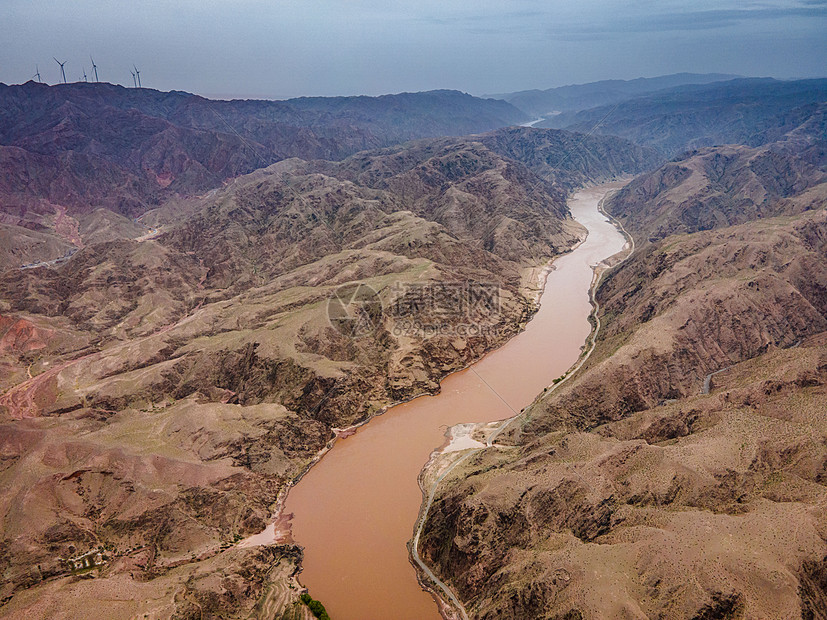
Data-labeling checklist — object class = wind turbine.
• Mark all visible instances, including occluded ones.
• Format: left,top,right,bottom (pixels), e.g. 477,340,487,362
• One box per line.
90,55,98,82
82,68,88,82
32,65,42,83
133,65,141,88
130,69,137,88
53,57,67,84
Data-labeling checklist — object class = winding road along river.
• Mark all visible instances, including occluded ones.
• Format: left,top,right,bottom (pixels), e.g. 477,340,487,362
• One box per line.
284,182,628,619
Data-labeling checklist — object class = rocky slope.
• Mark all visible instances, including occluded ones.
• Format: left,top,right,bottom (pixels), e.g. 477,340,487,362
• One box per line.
162,137,581,291
477,126,662,188
0,82,528,267
604,109,827,242
418,125,827,618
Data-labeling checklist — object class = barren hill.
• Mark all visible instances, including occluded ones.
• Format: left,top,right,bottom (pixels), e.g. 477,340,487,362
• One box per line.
605,106,827,241
0,82,528,266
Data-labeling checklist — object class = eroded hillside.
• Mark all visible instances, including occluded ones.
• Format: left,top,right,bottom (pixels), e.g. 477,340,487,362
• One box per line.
0,82,528,268
605,105,826,241
418,132,827,618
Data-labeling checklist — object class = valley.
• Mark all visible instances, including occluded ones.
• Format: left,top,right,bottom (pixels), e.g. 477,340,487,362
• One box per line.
284,183,628,620
0,73,825,619
0,82,653,619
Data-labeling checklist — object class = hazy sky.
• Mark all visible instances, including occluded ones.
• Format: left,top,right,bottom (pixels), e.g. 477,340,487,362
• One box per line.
2,0,825,99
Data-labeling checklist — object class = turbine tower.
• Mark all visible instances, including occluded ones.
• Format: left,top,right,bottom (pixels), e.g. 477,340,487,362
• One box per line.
130,69,137,88
83,68,88,82
90,55,99,82
53,57,67,84
133,65,141,88
32,65,42,83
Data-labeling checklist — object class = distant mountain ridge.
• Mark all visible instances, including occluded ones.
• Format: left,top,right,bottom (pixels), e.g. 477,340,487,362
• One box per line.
0,82,527,223
490,72,741,117
548,77,827,156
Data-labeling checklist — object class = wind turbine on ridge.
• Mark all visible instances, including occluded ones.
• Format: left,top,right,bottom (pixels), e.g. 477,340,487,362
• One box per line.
133,65,141,88
90,55,99,82
32,65,42,83
53,57,67,84
130,69,137,88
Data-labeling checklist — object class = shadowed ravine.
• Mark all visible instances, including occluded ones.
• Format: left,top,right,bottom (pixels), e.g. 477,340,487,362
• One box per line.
283,182,629,619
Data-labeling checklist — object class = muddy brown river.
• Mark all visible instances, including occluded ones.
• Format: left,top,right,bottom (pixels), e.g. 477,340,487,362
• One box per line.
284,183,628,619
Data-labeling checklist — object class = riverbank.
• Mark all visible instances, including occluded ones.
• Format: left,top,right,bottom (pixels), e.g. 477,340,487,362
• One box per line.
241,231,589,547
277,182,626,620
410,182,635,619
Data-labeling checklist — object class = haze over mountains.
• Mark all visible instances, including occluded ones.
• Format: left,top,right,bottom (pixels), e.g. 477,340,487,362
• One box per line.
548,78,827,156
490,72,742,118
1,71,826,619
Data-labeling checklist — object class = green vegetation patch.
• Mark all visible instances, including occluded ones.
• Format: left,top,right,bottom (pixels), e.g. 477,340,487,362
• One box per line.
300,593,331,620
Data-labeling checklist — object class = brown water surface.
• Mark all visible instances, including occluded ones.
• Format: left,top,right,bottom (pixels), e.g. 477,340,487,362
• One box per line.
284,184,627,619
